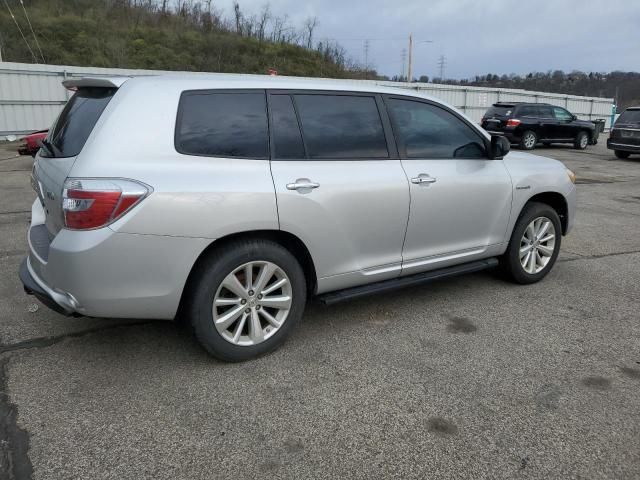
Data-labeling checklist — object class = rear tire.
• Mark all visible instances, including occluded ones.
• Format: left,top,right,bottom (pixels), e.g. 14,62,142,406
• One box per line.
519,130,537,150
614,150,630,159
574,131,589,150
185,239,307,361
500,202,562,285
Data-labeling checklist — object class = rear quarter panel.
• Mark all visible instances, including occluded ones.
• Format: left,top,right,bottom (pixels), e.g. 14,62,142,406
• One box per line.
70,78,279,239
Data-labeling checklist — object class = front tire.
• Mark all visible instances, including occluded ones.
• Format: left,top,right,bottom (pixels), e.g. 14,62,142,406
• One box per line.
500,202,562,284
614,150,630,159
574,131,589,150
519,130,537,150
185,239,307,361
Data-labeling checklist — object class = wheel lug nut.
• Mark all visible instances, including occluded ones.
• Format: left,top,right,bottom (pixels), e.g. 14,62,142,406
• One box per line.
241,299,246,305
248,290,254,296
257,294,263,300
256,305,261,310
245,308,250,313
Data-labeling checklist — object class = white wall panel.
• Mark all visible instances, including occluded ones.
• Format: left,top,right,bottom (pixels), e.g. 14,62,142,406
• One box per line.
0,61,615,137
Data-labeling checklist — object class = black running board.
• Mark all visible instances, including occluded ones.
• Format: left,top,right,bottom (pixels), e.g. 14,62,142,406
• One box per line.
318,258,499,306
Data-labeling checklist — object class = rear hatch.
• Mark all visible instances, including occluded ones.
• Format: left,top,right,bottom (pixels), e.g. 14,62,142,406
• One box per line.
33,79,124,236
481,104,515,131
611,108,640,146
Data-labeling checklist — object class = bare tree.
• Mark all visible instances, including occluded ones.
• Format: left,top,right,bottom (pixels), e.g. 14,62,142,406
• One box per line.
233,2,243,35
303,16,318,49
257,3,271,41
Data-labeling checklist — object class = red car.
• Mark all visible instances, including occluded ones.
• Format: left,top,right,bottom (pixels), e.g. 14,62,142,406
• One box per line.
18,130,48,157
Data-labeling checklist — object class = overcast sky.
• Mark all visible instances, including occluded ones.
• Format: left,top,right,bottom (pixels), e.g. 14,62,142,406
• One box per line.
224,0,639,79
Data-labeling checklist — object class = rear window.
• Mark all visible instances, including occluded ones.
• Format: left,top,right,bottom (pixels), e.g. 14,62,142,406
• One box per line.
44,87,116,158
485,106,513,117
176,91,269,158
617,109,640,124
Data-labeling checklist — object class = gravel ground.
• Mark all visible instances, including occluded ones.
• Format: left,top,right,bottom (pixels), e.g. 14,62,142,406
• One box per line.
0,141,639,479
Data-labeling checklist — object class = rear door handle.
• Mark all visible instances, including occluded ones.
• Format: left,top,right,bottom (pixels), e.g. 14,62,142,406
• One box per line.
411,174,437,185
286,179,320,191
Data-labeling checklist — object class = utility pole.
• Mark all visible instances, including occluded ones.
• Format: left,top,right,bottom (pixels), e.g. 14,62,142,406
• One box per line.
438,54,446,81
363,39,369,71
401,48,407,81
407,36,434,83
407,33,413,83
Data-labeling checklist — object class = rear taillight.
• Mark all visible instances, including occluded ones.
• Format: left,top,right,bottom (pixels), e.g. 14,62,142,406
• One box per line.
506,119,521,127
62,178,150,230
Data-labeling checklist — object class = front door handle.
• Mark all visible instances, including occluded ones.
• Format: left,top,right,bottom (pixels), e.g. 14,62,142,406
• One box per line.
411,174,437,185
286,179,320,191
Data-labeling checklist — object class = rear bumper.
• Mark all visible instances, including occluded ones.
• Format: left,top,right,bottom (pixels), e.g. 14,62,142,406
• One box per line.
19,257,80,316
22,199,211,319
607,139,640,152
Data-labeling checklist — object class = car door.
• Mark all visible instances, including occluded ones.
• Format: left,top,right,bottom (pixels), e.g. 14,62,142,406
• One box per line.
517,105,545,138
384,96,513,276
536,106,556,140
268,91,410,293
552,106,575,139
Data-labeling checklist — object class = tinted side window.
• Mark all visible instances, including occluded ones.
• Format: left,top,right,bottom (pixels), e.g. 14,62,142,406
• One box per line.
44,87,116,158
518,106,538,117
553,107,573,121
537,106,554,118
387,99,486,159
270,95,305,159
176,92,268,158
293,94,389,159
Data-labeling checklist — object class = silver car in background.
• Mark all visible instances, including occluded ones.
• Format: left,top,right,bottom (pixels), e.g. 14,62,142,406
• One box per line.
20,75,576,361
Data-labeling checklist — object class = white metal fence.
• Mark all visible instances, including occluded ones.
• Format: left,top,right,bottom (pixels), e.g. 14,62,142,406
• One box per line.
0,61,615,138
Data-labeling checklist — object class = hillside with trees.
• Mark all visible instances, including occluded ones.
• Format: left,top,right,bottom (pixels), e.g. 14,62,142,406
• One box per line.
0,0,374,78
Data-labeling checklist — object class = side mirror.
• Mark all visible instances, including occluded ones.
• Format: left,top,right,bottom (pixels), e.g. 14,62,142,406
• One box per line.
571,114,577,121
490,135,510,159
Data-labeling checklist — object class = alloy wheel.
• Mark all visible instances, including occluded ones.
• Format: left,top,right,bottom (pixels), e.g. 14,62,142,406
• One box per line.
580,134,588,148
212,261,292,346
524,133,536,149
519,217,556,274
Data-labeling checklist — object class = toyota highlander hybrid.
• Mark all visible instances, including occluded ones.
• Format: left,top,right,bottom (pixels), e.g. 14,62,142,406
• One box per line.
20,75,577,361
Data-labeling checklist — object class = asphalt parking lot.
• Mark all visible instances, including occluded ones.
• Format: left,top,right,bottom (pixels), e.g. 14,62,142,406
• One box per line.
1,141,639,479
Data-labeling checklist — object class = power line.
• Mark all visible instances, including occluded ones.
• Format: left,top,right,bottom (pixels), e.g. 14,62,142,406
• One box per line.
19,0,45,62
2,0,38,63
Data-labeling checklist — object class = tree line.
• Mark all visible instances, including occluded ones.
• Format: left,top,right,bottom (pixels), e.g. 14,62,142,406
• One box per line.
392,70,639,111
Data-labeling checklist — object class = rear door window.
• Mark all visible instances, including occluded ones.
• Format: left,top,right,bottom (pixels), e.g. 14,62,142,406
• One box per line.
270,94,306,159
387,98,486,159
293,94,389,159
176,91,269,158
44,87,116,158
537,106,554,118
518,106,538,117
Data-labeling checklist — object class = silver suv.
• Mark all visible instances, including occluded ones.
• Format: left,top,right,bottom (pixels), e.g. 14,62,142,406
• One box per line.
20,75,576,361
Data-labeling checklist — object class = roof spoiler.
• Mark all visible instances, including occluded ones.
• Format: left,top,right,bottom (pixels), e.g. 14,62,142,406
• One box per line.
62,76,131,90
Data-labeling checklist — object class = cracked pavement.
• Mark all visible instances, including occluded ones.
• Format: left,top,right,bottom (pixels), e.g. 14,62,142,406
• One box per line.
0,142,639,479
